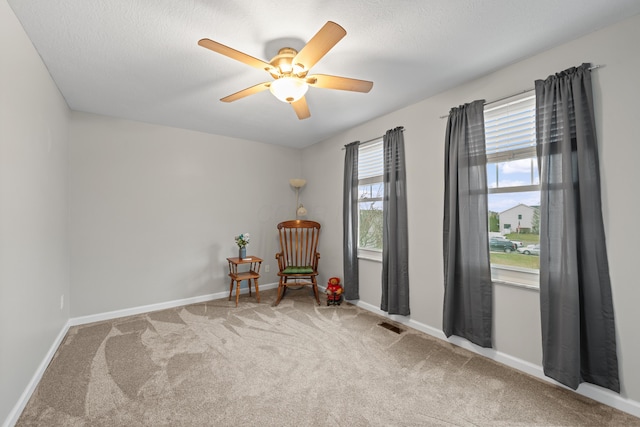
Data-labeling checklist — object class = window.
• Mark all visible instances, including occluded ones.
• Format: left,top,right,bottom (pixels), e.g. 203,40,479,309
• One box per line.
484,92,540,287
357,138,384,258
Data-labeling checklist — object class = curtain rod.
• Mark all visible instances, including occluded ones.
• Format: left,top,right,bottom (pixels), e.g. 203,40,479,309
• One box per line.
340,136,380,151
341,126,404,150
361,136,383,146
438,64,602,119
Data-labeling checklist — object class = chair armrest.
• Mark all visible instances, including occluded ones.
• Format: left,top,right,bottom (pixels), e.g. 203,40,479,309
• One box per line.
275,252,285,271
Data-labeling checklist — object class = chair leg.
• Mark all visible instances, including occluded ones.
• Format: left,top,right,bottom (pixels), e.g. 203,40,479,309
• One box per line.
312,277,320,305
274,279,285,306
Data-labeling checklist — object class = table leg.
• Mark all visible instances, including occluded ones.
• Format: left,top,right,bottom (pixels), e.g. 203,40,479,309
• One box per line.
228,278,234,301
254,278,260,303
235,280,240,307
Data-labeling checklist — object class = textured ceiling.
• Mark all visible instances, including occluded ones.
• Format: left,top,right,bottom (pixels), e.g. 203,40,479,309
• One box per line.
7,0,640,148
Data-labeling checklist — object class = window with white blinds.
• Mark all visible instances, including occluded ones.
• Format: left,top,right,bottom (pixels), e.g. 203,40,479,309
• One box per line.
485,92,538,193
484,91,540,287
358,138,383,184
484,92,536,164
357,138,384,254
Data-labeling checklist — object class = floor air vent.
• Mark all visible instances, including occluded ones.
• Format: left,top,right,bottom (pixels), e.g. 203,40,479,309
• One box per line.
378,322,404,334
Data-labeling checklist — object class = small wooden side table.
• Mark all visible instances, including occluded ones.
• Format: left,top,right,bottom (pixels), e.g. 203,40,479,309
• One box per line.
227,256,262,307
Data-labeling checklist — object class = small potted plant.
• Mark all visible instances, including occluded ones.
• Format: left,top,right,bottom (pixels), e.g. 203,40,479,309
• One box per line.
235,233,250,259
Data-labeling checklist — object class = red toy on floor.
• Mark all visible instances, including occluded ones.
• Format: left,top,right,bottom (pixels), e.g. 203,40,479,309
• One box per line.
326,277,343,306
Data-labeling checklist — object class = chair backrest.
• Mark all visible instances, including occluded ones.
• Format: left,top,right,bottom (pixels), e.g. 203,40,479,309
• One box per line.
277,220,321,270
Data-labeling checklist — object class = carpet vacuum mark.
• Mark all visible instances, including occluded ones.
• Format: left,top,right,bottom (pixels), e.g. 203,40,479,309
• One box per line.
17,289,640,426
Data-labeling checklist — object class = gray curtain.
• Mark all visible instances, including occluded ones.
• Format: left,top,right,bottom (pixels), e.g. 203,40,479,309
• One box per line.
381,127,410,315
535,63,619,392
442,100,492,348
343,141,360,300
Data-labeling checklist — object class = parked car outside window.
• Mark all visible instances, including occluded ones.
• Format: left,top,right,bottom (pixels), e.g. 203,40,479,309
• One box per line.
509,239,523,248
492,234,523,248
517,244,540,256
489,238,517,253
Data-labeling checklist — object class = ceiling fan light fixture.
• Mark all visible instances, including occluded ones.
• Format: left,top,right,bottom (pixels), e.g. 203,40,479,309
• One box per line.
270,77,308,103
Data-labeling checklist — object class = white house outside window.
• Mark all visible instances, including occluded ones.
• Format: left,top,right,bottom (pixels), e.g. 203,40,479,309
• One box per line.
484,92,540,287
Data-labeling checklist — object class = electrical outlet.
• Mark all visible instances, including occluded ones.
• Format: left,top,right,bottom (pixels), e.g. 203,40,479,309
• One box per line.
265,265,270,273
60,294,64,310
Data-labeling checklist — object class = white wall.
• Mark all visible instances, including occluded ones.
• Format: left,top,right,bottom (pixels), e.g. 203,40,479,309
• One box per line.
69,112,301,317
3,0,639,421
303,13,640,409
0,0,71,423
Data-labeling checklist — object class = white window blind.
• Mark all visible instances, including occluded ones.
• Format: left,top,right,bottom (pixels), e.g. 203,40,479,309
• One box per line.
484,92,536,163
358,139,383,184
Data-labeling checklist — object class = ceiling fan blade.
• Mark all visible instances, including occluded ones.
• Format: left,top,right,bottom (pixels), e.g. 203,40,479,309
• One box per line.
291,96,311,120
220,82,271,103
292,21,346,73
198,38,274,73
306,74,373,93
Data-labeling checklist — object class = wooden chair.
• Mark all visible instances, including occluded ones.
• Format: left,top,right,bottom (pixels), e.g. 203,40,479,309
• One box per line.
274,220,321,306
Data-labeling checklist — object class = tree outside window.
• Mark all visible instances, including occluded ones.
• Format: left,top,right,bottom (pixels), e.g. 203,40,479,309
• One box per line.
357,139,384,254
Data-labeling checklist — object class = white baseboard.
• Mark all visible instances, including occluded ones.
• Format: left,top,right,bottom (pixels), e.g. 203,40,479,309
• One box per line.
3,320,71,427
348,299,640,419
3,283,279,427
69,282,279,326
7,286,638,427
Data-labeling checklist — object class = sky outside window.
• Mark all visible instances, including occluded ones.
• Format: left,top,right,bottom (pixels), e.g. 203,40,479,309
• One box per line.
487,157,539,213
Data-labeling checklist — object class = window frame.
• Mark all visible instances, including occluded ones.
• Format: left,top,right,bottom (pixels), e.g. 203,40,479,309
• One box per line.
357,138,384,261
484,92,540,288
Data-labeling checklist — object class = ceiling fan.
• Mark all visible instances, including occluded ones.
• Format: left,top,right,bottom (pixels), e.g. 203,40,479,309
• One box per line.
198,21,373,120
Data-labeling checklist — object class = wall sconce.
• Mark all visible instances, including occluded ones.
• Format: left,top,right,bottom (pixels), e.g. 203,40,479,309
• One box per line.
289,178,307,218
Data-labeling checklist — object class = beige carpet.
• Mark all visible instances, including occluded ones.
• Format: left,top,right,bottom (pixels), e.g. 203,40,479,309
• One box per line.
17,288,640,426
